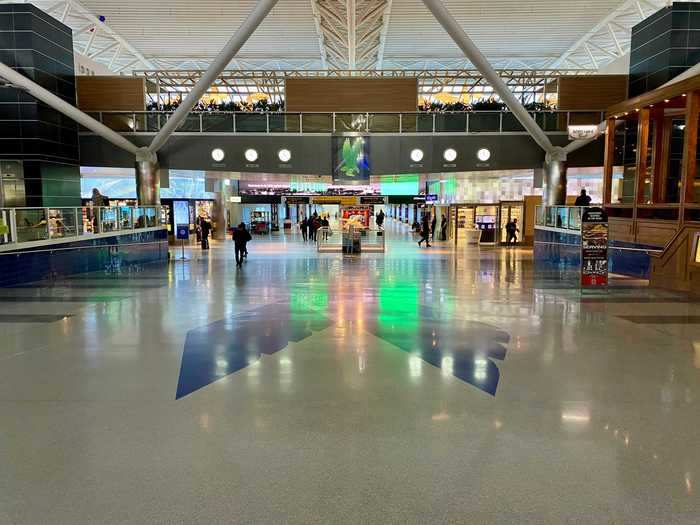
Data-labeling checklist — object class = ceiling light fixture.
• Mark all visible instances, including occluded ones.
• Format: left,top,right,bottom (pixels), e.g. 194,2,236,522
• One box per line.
244,148,258,162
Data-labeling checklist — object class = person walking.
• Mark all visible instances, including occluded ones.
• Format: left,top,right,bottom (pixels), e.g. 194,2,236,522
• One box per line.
200,216,212,250
440,215,447,241
417,214,431,248
321,215,330,241
300,217,308,242
233,222,251,267
505,218,519,246
431,214,437,242
376,209,385,229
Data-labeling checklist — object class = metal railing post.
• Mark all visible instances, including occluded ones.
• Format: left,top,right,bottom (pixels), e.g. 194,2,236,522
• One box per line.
432,113,436,133
266,112,270,133
499,112,503,133
332,112,336,133
466,111,470,133
199,113,203,133
399,113,402,133
366,112,369,132
74,208,79,237
300,113,303,133
233,113,237,133
10,209,17,244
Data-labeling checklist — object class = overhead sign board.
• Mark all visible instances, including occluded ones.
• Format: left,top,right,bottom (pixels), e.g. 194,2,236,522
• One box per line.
425,194,438,204
568,125,601,140
359,196,386,205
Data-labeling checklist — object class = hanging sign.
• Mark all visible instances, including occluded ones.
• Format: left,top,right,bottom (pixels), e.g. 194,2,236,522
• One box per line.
580,207,608,287
568,125,601,140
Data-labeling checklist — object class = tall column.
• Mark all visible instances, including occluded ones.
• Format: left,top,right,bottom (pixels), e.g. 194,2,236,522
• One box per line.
213,180,231,241
135,159,160,205
542,158,567,206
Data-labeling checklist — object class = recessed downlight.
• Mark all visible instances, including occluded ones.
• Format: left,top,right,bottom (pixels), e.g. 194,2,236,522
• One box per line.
443,148,457,162
476,148,491,162
410,148,424,162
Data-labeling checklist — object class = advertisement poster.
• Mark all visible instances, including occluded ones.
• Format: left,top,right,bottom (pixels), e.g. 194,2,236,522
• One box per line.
581,207,608,287
341,206,371,229
332,136,370,184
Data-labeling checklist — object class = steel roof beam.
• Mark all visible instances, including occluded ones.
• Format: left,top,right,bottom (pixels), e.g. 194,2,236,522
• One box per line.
421,0,554,154
148,0,279,155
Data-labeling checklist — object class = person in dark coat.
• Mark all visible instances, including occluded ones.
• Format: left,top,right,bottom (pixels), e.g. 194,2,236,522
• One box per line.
431,214,437,241
376,209,385,229
574,189,592,206
300,217,308,242
440,215,448,241
233,222,252,267
417,214,431,248
200,216,212,250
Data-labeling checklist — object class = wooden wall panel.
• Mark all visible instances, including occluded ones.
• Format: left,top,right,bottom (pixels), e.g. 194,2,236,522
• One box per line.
76,76,146,111
558,75,628,111
285,78,418,112
636,219,677,247
609,217,635,242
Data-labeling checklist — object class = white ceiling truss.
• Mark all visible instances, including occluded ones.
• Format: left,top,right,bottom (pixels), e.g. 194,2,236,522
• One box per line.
310,0,393,69
550,0,669,69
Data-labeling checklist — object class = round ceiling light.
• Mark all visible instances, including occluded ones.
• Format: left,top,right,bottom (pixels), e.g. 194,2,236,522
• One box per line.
244,148,258,162
476,148,491,162
278,148,292,163
443,148,457,162
211,148,225,162
410,148,424,163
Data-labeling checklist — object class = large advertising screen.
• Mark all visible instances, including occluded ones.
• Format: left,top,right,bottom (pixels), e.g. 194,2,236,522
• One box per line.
332,136,370,184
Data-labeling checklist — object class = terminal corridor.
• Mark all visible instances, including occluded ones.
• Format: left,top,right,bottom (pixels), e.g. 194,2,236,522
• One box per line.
1,235,699,523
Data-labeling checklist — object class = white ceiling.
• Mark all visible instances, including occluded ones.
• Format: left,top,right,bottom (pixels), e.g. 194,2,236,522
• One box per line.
8,0,672,72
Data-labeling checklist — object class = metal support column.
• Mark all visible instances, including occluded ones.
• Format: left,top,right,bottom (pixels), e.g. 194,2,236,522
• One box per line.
135,158,160,205
543,152,568,206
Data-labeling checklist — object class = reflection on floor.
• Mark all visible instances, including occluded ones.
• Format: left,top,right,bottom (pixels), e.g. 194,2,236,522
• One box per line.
1,220,699,523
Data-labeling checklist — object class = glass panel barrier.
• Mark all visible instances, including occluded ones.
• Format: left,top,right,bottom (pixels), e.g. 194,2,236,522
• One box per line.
469,112,500,132
435,113,467,132
235,113,268,132
48,208,78,239
15,209,49,242
100,207,118,233
202,113,234,132
102,113,135,132
118,206,133,230
0,209,13,245
568,207,582,230
368,113,400,133
301,113,333,133
269,113,301,133
79,206,99,235
335,113,369,132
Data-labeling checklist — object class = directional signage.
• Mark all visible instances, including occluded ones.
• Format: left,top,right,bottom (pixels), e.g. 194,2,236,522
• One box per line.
581,207,608,287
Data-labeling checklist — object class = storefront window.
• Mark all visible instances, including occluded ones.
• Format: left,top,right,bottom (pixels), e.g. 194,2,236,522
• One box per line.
666,118,685,203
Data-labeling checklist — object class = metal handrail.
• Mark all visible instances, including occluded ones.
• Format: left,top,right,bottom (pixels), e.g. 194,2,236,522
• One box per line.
0,205,165,248
87,110,605,135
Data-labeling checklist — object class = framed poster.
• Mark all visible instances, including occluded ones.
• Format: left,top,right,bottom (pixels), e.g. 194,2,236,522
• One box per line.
581,207,608,287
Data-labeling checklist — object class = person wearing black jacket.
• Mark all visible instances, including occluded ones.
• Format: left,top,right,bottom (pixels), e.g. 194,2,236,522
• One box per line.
431,214,437,241
233,222,252,267
418,214,431,248
200,217,212,250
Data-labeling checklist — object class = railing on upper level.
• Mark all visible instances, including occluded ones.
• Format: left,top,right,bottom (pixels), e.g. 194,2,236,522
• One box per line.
84,111,605,135
0,206,166,249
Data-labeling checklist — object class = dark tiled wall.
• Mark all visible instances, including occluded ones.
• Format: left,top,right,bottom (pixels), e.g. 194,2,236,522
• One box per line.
629,2,700,97
0,3,78,165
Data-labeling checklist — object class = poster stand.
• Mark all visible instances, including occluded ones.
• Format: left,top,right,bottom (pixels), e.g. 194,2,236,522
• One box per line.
174,224,189,262
580,208,608,289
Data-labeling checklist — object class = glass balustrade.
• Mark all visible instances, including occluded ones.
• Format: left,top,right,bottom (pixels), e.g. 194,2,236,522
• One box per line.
90,111,602,135
0,206,165,249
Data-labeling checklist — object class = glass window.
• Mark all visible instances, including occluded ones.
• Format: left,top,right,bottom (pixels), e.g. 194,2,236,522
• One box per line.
667,118,685,203
100,208,117,232
48,208,77,239
15,209,49,242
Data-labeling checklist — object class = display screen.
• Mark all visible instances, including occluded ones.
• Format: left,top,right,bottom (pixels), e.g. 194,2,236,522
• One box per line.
173,200,190,228
332,136,370,184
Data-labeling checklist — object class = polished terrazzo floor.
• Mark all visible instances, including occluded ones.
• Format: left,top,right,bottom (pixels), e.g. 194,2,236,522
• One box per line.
1,220,699,524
